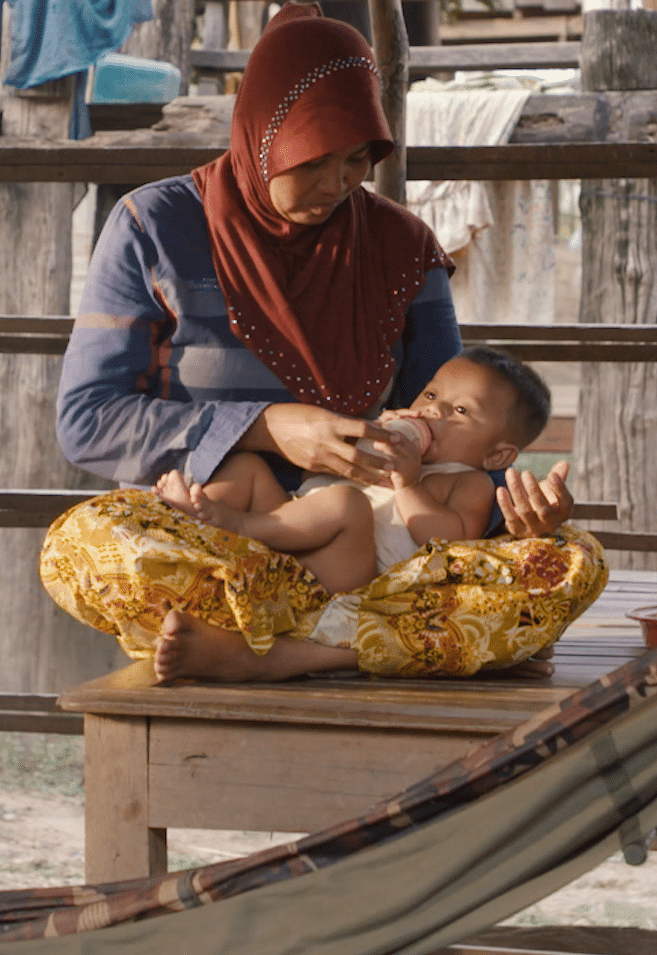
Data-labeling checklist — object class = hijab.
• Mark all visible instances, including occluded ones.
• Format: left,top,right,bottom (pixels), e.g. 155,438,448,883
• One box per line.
193,2,452,416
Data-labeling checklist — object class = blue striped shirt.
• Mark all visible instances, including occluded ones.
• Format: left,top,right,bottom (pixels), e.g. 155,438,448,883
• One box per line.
57,175,462,490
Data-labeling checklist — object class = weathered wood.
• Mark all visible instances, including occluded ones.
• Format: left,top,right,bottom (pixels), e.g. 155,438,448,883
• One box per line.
440,924,657,955
147,719,484,832
59,658,570,728
81,82,657,146
88,103,164,132
189,40,581,76
227,0,266,92
196,0,227,95
2,139,657,184
511,90,657,145
58,570,652,881
0,24,120,694
406,142,657,182
580,8,657,92
439,13,584,45
94,0,197,250
0,693,83,734
368,0,409,203
574,10,657,573
84,713,167,882
0,489,99,526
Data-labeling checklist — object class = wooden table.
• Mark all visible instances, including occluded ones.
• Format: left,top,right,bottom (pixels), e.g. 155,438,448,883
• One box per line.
58,568,655,886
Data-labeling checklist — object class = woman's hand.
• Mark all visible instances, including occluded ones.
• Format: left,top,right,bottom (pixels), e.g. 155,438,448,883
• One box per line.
496,460,573,539
239,404,394,483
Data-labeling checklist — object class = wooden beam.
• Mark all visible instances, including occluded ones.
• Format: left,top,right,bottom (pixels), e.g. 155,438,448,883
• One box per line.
439,14,584,44
406,142,657,181
189,40,581,75
1,139,656,183
0,694,83,734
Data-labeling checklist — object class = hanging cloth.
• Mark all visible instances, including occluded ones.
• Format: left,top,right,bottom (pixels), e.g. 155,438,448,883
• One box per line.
3,0,153,89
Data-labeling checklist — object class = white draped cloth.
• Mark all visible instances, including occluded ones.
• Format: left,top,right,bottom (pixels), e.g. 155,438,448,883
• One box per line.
406,77,556,325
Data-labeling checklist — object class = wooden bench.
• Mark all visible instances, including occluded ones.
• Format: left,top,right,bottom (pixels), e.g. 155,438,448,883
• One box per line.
57,568,652,886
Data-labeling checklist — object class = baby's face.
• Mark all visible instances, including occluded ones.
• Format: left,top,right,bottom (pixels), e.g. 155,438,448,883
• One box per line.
411,357,518,469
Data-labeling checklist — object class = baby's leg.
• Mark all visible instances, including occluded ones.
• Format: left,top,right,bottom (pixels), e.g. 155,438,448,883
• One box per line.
200,452,290,512
224,483,379,593
155,453,288,523
188,452,290,527
154,609,358,683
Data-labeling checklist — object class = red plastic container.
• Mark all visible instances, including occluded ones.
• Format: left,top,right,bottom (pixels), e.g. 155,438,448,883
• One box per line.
627,606,657,648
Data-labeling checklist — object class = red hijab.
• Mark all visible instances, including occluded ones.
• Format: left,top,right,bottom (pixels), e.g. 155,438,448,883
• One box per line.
193,2,452,416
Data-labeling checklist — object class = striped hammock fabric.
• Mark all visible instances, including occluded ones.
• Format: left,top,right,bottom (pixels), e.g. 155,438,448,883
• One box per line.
1,649,656,953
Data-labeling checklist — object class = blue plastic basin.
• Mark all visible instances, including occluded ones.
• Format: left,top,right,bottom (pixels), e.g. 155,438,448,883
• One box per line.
90,53,181,104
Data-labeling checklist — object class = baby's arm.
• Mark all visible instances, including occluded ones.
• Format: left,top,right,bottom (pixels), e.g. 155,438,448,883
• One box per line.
394,468,496,544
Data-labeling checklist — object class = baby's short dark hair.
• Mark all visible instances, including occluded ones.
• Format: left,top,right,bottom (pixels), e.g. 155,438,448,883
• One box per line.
460,346,551,449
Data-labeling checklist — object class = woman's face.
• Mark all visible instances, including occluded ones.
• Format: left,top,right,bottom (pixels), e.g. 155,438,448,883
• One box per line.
268,142,372,225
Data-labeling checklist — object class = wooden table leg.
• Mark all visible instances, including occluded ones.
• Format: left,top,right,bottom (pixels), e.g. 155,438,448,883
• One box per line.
84,713,167,883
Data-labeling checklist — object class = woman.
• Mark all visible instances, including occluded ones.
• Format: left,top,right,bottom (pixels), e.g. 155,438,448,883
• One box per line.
41,3,606,682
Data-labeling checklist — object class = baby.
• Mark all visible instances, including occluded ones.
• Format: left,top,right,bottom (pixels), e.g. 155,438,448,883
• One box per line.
156,347,551,596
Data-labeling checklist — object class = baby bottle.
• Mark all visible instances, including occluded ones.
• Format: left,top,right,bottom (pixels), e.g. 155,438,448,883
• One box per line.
357,417,432,456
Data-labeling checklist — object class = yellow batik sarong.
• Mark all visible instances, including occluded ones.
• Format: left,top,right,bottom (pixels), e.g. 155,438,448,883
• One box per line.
39,488,608,678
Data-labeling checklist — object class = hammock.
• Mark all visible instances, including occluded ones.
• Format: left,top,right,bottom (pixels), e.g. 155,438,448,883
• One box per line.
1,649,657,954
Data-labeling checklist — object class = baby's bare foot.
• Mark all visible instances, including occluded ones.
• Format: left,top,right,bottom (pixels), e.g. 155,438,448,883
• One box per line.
154,470,197,517
189,483,243,533
154,609,267,683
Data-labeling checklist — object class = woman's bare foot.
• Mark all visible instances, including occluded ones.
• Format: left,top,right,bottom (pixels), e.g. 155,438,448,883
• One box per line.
154,610,270,683
153,470,196,517
154,609,359,683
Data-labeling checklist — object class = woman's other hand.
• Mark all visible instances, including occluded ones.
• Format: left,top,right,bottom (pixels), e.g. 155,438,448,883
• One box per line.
496,460,573,539
240,404,394,484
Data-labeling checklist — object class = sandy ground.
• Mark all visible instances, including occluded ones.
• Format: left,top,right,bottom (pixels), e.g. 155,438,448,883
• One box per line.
1,776,656,931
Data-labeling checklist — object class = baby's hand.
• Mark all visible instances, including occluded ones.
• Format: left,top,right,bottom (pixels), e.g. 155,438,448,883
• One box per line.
388,435,422,490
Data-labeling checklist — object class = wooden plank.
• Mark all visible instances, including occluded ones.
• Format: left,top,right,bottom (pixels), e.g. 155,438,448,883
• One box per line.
189,41,581,75
526,415,573,454
589,530,657,552
88,103,164,132
460,322,657,342
0,712,83,734
0,489,98,509
466,343,657,361
0,316,74,333
406,142,657,182
0,690,83,736
570,502,618,520
84,713,167,882
0,490,99,527
439,14,584,44
148,719,486,831
2,140,657,184
443,923,657,955
59,659,575,730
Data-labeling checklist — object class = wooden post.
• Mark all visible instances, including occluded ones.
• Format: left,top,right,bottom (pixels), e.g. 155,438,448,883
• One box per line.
0,15,124,692
226,1,267,94
368,0,409,204
573,9,657,571
197,1,228,95
95,0,197,243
